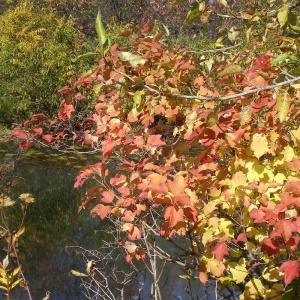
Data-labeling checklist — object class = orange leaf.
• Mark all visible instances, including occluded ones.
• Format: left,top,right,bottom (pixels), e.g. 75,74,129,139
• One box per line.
167,174,187,196
90,204,112,219
164,206,184,227
101,190,115,203
147,134,166,146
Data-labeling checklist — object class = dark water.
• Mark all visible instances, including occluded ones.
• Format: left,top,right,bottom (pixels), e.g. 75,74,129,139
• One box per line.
0,141,106,299
0,141,217,300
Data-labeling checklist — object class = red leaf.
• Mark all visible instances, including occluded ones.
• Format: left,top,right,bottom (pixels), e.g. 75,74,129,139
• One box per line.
12,130,28,139
199,272,208,284
42,134,53,143
147,134,166,146
212,243,229,261
32,127,43,134
261,238,279,255
20,141,32,149
280,260,300,284
272,220,297,241
232,232,247,244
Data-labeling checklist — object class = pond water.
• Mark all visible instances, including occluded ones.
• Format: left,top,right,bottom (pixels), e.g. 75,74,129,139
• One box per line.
0,141,217,300
0,141,106,299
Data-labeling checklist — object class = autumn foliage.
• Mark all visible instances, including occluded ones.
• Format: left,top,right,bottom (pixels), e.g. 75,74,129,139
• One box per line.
13,1,300,298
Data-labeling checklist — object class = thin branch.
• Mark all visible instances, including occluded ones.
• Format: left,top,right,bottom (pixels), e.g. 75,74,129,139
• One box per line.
184,42,243,54
114,66,300,102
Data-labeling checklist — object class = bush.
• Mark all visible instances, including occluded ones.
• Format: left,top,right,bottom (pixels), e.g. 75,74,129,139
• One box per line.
0,1,89,126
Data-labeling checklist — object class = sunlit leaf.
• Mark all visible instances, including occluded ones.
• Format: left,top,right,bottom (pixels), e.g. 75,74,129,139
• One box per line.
70,270,88,277
280,260,300,284
277,91,290,122
251,133,271,159
118,52,146,67
217,65,242,78
228,27,240,43
2,256,8,271
218,0,228,7
277,5,289,28
95,9,111,54
19,193,35,203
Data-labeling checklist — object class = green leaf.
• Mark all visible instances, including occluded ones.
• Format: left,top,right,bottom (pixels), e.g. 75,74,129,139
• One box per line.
246,26,253,43
133,90,146,112
217,65,243,78
118,52,146,67
277,91,290,122
288,12,300,32
186,2,201,25
277,5,289,28
95,9,111,54
271,53,290,65
71,52,99,62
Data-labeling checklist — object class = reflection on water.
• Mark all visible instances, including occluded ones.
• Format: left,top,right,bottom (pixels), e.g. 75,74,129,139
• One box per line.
0,141,105,299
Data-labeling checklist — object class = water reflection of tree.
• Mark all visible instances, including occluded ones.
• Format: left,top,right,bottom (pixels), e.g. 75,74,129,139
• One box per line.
0,147,105,299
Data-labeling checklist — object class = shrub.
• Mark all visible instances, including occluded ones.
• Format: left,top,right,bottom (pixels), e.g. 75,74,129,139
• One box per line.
0,1,87,125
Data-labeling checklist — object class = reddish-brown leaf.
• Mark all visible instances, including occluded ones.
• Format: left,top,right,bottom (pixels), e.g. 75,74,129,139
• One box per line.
261,238,279,255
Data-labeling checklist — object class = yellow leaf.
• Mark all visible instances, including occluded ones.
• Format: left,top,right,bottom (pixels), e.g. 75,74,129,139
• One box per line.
229,248,242,258
70,270,88,277
12,267,20,277
244,278,265,299
206,258,225,277
0,268,7,278
218,218,234,237
262,267,283,282
277,91,290,122
10,278,22,290
231,171,247,188
245,161,265,182
251,133,271,159
291,127,300,146
273,173,286,184
228,262,248,283
282,145,296,161
202,228,217,246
